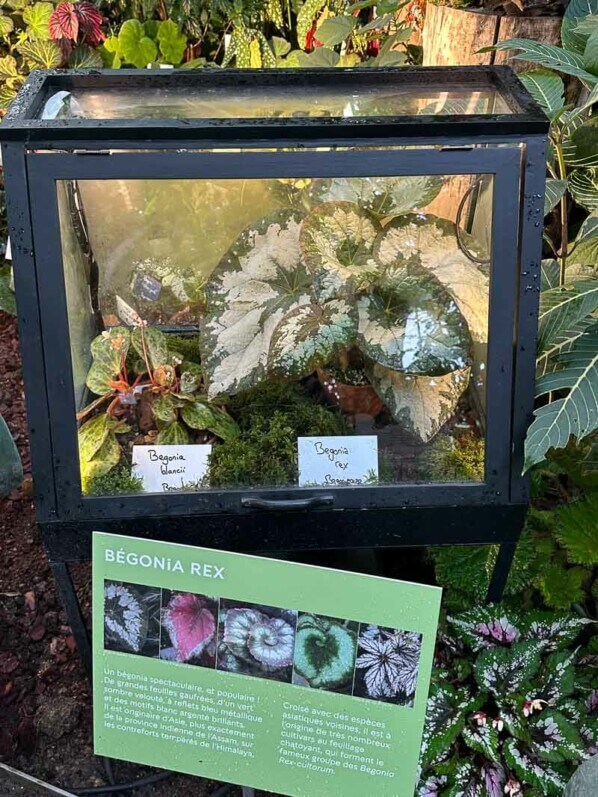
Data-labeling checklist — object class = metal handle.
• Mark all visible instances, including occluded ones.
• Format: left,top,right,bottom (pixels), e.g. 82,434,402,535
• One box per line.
241,495,334,510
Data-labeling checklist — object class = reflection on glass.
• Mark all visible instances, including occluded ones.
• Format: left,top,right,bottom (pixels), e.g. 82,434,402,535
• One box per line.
43,84,514,121
58,171,491,497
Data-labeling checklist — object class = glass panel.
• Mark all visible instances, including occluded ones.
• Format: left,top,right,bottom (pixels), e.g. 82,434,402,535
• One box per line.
43,84,514,121
58,171,491,497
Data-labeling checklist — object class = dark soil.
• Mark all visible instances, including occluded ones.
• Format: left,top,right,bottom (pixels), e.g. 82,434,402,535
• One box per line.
0,310,243,797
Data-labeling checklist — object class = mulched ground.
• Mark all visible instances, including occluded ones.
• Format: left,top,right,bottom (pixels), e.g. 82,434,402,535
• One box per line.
0,310,243,796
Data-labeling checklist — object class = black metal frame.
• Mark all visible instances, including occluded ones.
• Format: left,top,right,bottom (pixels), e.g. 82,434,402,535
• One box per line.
1,65,547,580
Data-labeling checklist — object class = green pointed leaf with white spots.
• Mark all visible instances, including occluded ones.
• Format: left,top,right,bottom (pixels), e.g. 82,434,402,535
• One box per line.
448,606,521,652
179,363,202,393
520,611,593,651
300,201,380,301
537,280,598,351
367,362,470,443
80,432,121,491
420,684,482,767
155,421,189,444
357,274,471,375
526,324,598,468
528,710,586,762
86,328,130,396
180,401,239,441
152,393,178,423
78,413,110,463
474,641,544,697
545,179,568,215
504,738,567,795
520,69,565,115
315,176,444,220
201,210,312,399
296,0,326,47
446,761,485,797
268,300,358,379
131,325,170,371
374,215,489,343
530,650,577,705
462,722,500,760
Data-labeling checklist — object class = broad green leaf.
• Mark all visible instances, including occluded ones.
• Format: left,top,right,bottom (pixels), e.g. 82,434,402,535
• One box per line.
68,44,103,69
528,710,586,762
367,31,408,67
490,39,598,86
575,211,598,242
315,175,444,220
271,35,290,58
200,210,311,399
296,0,326,48
474,641,544,697
300,201,380,301
17,39,62,69
357,273,471,375
527,324,598,468
520,69,565,116
80,433,120,490
152,393,178,423
0,265,15,315
447,606,520,652
545,179,568,215
0,55,18,80
315,15,358,47
462,723,499,761
86,328,130,396
0,414,22,497
536,319,594,376
78,413,110,463
118,19,157,68
180,400,239,441
538,563,587,609
420,684,481,767
570,232,598,266
0,15,14,38
570,167,598,211
504,738,567,795
374,214,489,343
155,421,189,444
23,2,52,40
530,650,576,704
131,325,169,371
575,14,598,35
563,0,598,54
537,280,598,351
555,494,598,564
584,29,598,73
268,300,358,379
179,362,202,393
367,362,470,443
157,19,186,65
568,116,598,167
541,258,560,290
295,46,340,67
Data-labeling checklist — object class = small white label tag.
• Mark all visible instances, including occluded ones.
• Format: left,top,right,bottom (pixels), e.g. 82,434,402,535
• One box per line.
132,444,212,493
297,435,378,487
116,295,142,327
5,237,11,261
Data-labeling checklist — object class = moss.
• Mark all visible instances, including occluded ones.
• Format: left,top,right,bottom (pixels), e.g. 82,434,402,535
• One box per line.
210,382,350,487
86,466,144,496
421,431,485,482
167,334,201,364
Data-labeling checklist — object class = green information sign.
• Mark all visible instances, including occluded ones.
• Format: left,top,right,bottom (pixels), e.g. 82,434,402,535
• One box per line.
93,533,441,796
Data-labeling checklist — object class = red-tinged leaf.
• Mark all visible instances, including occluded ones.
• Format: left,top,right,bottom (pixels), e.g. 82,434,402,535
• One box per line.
76,0,104,45
29,623,46,641
49,2,79,41
162,593,216,663
0,651,19,675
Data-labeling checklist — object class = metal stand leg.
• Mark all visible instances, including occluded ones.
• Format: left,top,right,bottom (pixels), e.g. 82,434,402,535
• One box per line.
486,542,517,603
50,560,93,679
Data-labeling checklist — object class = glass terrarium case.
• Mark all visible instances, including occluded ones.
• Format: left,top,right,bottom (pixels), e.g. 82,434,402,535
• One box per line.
0,67,548,558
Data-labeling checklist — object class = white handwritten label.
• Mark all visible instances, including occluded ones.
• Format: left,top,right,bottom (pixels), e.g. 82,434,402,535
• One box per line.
132,445,211,493
297,436,378,487
116,295,142,327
